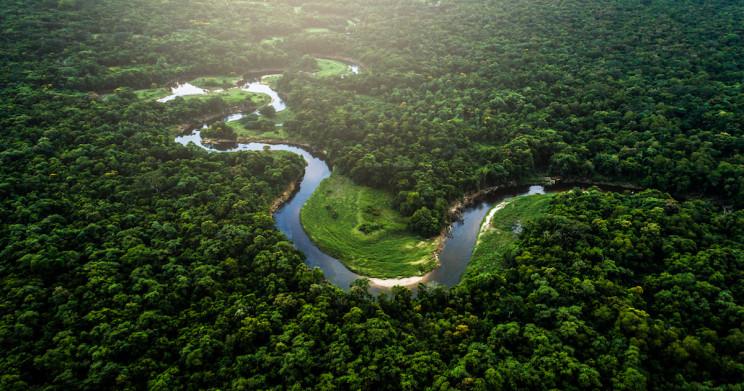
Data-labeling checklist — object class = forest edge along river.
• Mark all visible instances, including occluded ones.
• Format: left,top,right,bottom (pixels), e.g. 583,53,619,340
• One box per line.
171,71,623,293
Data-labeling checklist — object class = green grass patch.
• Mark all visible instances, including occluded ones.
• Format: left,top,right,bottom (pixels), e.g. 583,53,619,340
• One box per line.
267,107,293,124
190,76,240,89
301,173,438,278
182,88,270,106
229,118,289,139
227,108,293,139
303,27,332,34
132,88,170,100
466,193,555,278
260,36,284,45
314,59,353,77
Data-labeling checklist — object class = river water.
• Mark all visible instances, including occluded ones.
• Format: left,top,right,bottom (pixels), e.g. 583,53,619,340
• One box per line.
171,69,599,293
177,125,572,292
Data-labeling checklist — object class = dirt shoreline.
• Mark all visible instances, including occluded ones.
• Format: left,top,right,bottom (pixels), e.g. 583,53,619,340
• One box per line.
435,177,646,268
269,169,305,214
446,180,523,222
446,177,648,222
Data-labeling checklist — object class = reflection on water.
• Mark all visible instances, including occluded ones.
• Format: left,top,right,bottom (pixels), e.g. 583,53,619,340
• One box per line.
243,79,286,112
158,82,211,102
157,77,288,113
417,186,547,288
223,113,244,122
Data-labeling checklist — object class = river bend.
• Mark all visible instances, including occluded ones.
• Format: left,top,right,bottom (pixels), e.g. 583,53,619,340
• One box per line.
171,72,573,292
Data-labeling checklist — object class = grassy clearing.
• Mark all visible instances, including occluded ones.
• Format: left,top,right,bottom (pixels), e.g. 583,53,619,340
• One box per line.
227,108,293,139
190,76,239,89
242,1,271,6
466,193,555,278
304,27,332,34
260,36,284,45
182,89,270,106
300,173,438,278
314,59,353,77
133,88,170,100
268,108,293,124
229,119,289,139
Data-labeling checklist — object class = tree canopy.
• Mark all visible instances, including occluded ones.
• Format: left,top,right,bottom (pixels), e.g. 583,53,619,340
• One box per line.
1,0,743,389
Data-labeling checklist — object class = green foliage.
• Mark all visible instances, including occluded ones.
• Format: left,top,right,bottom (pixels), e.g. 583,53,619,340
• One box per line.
190,76,238,89
232,113,287,139
295,54,319,72
258,104,277,118
409,207,441,237
260,74,283,89
182,88,269,107
0,85,310,390
201,120,237,140
282,0,744,230
465,188,744,388
133,87,170,101
2,0,744,389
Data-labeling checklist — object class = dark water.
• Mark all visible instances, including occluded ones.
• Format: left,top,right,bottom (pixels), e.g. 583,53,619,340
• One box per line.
421,185,547,288
266,146,363,287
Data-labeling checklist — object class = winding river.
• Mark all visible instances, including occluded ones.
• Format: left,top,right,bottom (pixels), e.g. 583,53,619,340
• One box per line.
170,70,594,293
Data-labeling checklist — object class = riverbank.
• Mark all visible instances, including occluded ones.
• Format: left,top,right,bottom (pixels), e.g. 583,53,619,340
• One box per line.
466,193,555,279
447,176,647,222
446,180,524,221
174,106,248,134
312,54,367,71
477,199,512,240
270,169,305,214
199,136,328,159
369,275,427,287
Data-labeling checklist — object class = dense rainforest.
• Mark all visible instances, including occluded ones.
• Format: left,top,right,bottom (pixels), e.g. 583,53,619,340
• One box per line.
1,0,743,389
